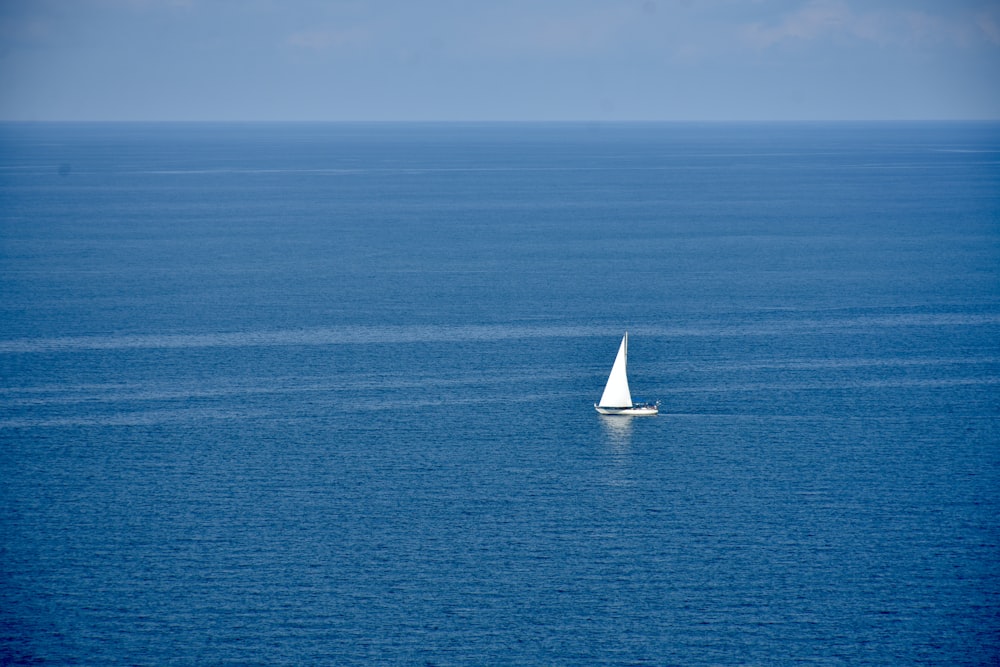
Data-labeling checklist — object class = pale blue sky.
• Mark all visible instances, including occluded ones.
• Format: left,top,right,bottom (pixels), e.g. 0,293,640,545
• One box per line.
1,0,998,121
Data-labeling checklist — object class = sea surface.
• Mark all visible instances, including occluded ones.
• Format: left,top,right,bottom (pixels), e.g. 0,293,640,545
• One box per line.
1,122,998,665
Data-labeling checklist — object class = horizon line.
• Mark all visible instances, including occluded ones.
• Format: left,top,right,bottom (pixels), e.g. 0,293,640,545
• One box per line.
2,118,999,124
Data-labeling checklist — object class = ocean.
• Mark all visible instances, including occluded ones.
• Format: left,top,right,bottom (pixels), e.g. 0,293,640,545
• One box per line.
1,122,998,665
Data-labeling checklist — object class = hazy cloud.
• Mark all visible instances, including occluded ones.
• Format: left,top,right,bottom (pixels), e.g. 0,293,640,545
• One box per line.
0,15,53,46
742,0,852,48
93,0,195,9
977,10,1000,45
741,1,1000,50
287,26,370,52
457,4,641,58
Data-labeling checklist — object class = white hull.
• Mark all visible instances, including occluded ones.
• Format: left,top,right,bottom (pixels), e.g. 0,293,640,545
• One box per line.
594,404,658,416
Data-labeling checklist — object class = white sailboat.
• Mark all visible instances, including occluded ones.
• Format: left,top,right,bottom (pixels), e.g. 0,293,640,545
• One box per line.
595,332,659,415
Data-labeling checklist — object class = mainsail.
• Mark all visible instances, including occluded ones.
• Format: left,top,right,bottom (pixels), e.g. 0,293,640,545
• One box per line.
598,333,633,408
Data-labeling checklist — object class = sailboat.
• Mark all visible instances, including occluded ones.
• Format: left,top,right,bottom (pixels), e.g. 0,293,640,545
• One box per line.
595,332,659,415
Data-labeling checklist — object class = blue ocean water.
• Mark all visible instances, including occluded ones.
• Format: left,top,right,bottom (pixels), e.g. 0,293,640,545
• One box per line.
1,122,998,665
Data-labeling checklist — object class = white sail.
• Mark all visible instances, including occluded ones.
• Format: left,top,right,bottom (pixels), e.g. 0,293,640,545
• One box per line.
598,333,633,408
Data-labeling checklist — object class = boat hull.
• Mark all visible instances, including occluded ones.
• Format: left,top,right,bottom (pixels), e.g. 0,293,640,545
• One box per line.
595,404,658,416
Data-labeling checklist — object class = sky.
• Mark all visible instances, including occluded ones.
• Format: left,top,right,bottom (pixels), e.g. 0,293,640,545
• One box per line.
1,0,998,121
